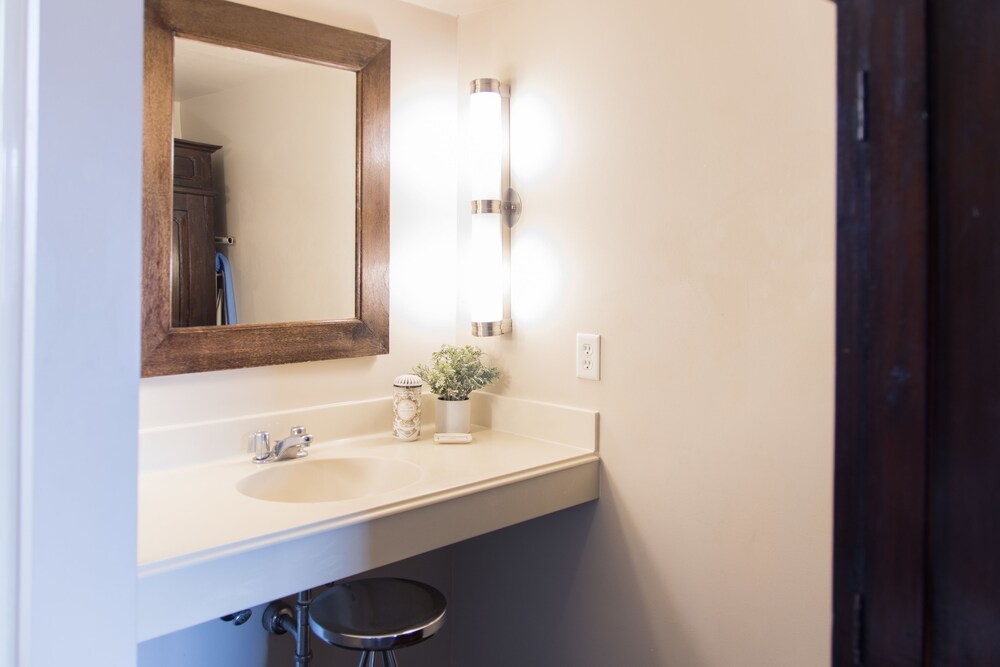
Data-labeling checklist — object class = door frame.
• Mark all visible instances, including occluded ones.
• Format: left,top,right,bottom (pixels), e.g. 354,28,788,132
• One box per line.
832,0,931,664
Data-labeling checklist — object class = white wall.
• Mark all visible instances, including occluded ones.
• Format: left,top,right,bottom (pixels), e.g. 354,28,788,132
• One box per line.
178,63,357,324
139,0,835,664
0,0,28,661
452,0,836,665
138,1,459,663
17,0,143,665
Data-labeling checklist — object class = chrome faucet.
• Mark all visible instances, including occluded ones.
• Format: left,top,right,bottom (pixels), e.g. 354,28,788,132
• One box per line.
274,426,312,460
248,426,312,464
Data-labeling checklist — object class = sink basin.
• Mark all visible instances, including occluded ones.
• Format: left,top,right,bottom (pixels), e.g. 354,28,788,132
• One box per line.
236,457,422,503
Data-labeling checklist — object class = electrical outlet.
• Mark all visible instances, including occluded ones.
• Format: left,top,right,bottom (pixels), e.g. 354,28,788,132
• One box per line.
576,333,601,380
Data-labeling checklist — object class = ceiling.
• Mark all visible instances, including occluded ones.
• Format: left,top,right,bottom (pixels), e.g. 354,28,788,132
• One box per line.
173,38,316,101
397,0,511,16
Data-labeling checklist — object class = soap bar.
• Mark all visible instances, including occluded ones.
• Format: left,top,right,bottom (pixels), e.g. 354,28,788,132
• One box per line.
434,433,473,444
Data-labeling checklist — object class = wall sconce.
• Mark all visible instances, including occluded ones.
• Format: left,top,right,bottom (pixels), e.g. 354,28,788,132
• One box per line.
469,78,520,337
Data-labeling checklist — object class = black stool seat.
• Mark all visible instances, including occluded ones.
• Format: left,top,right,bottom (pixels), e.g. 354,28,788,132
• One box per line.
310,578,447,655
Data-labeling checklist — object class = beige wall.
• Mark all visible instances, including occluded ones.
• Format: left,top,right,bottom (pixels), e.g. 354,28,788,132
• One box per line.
178,63,357,324
139,0,835,664
453,0,836,665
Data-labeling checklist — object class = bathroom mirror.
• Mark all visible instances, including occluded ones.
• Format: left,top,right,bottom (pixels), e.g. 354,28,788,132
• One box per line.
172,37,357,326
143,0,390,377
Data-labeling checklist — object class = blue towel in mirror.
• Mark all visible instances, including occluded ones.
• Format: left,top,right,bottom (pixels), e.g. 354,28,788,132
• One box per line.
215,252,238,325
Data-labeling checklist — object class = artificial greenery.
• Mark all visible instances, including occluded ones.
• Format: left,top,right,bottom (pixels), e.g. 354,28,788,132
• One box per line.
413,344,501,401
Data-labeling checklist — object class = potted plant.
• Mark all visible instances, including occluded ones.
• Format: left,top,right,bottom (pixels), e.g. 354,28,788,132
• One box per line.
413,344,501,435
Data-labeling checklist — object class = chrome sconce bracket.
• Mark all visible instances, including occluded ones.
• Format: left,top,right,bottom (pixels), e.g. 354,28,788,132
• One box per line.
471,187,522,227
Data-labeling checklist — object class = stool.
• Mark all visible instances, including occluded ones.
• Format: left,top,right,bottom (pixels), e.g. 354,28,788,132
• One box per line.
309,578,447,667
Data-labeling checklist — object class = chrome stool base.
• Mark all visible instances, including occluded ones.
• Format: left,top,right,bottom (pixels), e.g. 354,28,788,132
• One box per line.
356,650,399,667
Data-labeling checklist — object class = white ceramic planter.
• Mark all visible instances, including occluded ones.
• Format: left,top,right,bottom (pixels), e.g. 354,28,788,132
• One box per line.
435,398,471,434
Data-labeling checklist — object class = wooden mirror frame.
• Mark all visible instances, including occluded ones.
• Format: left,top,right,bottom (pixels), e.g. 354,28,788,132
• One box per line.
142,0,390,377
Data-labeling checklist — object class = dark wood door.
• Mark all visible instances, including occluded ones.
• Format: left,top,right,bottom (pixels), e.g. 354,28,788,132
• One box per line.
171,192,216,327
925,0,1000,663
170,139,221,328
833,0,1000,664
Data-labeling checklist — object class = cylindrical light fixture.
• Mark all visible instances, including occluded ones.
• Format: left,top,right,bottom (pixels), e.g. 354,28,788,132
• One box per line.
470,211,504,326
470,78,519,337
469,80,502,201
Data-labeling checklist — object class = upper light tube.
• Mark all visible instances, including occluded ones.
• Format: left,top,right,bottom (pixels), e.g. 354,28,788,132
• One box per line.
469,81,503,202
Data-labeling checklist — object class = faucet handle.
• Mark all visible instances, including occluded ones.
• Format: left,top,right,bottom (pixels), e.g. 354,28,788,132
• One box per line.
248,431,271,463
290,425,306,436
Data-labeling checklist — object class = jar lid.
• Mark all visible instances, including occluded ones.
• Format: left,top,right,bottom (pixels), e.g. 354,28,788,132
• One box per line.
394,374,422,388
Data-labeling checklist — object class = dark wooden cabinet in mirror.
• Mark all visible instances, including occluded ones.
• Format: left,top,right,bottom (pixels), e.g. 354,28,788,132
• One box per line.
171,139,220,328
142,0,390,377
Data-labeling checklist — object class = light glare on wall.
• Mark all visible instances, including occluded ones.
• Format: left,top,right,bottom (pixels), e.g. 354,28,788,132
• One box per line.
470,78,520,337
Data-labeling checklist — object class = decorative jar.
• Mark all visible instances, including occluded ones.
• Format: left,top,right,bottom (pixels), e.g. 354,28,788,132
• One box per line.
392,374,423,441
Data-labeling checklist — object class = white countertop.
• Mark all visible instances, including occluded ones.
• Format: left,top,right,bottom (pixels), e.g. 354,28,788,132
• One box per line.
137,394,600,641
140,428,596,568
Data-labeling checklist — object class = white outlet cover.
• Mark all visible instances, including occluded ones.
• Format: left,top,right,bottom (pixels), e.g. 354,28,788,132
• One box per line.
576,333,601,381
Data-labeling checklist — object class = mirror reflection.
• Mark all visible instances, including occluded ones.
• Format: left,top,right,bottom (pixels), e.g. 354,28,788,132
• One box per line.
171,37,357,327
